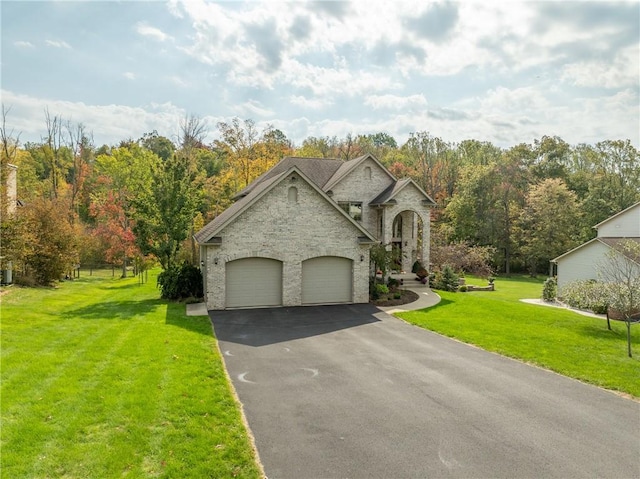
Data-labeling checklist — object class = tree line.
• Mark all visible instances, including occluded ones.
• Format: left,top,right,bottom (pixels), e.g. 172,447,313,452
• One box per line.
1,105,639,285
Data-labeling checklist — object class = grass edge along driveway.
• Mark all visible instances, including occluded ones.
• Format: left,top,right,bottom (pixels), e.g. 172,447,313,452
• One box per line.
1,269,261,478
397,276,640,398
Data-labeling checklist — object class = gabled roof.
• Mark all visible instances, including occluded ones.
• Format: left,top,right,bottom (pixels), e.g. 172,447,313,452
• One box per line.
594,201,640,229
195,165,376,244
599,237,640,264
234,157,343,199
323,153,396,192
195,170,287,243
369,178,437,206
551,237,640,264
551,237,600,263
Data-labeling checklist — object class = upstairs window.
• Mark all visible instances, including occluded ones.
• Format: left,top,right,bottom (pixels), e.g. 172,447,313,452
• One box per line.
338,202,362,221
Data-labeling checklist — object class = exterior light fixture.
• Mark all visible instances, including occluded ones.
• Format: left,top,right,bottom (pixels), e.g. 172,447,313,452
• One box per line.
214,257,219,265
360,255,365,262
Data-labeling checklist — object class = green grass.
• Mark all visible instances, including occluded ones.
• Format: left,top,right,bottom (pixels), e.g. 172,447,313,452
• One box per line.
398,275,640,398
1,270,261,478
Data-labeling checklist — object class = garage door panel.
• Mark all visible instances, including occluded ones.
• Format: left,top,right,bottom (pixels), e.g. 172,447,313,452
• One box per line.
226,258,282,308
302,256,352,305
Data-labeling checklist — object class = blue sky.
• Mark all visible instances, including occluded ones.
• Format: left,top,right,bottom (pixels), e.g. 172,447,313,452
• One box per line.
2,0,639,148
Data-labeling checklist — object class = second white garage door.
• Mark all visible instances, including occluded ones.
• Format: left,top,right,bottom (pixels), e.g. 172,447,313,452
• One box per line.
226,258,283,308
302,256,353,305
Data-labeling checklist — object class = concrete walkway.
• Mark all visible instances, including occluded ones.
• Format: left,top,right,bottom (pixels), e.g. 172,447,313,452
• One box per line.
520,298,607,319
378,287,441,314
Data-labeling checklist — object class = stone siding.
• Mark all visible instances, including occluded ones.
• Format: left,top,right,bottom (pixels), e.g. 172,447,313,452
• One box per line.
203,171,371,309
383,184,432,272
329,157,394,238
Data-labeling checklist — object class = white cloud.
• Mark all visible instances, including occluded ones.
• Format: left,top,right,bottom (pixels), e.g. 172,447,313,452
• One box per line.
123,72,136,80
234,100,274,118
13,41,35,49
45,40,71,49
168,75,189,87
135,22,171,42
0,90,188,146
365,94,427,111
289,95,332,110
561,45,640,89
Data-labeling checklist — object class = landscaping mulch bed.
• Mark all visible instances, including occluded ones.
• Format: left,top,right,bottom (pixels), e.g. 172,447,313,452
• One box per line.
373,289,419,307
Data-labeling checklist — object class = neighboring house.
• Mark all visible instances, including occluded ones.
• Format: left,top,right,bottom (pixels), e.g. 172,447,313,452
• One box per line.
552,202,640,290
195,154,436,310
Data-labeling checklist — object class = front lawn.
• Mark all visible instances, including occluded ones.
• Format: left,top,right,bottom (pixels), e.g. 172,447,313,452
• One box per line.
1,270,261,478
397,276,640,398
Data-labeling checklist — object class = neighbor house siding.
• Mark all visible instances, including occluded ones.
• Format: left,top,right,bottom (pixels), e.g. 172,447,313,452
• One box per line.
597,205,640,237
202,172,370,309
556,240,611,290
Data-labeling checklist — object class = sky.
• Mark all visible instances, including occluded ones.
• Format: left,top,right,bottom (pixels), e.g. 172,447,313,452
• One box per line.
1,0,639,149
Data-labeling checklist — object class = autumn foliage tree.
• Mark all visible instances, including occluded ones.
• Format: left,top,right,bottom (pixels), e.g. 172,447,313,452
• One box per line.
89,190,138,277
20,197,79,285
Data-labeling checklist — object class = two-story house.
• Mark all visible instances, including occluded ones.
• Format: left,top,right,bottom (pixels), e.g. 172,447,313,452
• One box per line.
195,154,435,310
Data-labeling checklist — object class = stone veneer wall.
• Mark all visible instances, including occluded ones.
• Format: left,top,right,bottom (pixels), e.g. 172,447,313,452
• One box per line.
382,184,432,272
203,171,371,310
329,157,395,238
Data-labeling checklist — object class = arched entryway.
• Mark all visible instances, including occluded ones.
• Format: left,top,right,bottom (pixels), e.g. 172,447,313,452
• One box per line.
390,210,424,272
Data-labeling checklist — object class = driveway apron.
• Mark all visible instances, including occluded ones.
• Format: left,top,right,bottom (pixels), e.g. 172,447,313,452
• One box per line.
210,304,640,479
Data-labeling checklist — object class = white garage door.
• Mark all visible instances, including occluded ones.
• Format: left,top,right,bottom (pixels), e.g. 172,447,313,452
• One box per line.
226,258,283,308
302,256,353,305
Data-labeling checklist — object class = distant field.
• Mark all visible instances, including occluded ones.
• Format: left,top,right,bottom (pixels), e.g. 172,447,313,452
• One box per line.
398,275,640,398
1,270,261,478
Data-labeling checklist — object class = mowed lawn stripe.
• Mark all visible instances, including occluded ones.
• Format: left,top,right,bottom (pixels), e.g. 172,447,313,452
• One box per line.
1,270,261,478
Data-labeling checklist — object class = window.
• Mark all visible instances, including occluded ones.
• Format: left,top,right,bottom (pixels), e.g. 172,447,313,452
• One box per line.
338,202,362,221
364,166,372,180
392,215,402,238
288,186,298,203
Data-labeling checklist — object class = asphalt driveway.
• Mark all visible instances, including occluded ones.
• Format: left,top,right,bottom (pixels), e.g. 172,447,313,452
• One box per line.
210,304,639,479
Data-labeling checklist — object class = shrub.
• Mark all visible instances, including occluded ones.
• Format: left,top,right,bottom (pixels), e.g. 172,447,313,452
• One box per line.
375,284,389,295
559,280,609,313
157,263,203,300
393,292,402,300
432,265,459,292
411,261,423,274
542,277,557,302
440,265,460,292
387,277,400,291
430,228,495,278
459,285,468,292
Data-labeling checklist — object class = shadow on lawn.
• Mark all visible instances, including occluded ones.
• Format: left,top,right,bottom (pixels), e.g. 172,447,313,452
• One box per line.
65,298,162,320
164,301,214,336
576,321,640,345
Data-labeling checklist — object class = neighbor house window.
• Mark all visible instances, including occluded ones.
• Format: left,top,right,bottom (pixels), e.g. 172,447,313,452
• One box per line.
338,202,362,221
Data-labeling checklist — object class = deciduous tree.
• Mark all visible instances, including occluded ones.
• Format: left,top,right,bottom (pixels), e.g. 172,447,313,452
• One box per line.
517,178,581,276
